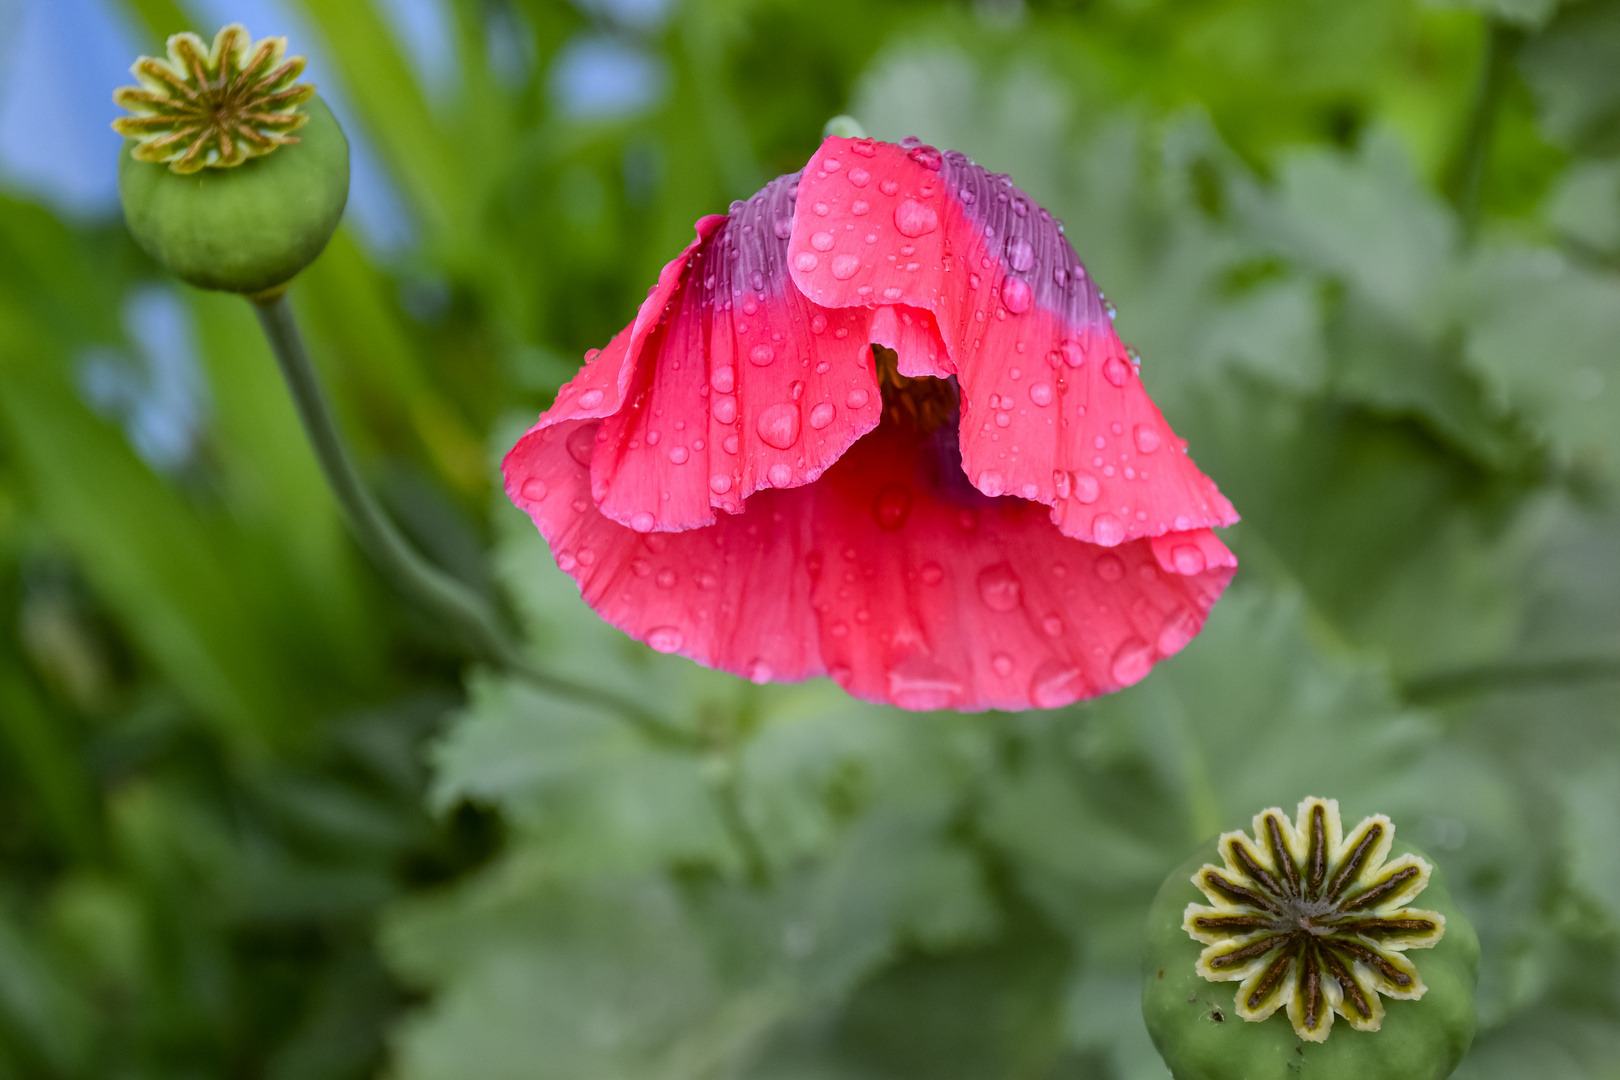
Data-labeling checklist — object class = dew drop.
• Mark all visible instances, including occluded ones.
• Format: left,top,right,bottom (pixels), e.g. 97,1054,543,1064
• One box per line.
566,423,599,467
631,557,652,577
647,626,685,653
907,145,943,171
630,511,656,532
992,653,1015,677
976,470,1006,497
712,396,737,424
872,483,913,530
656,568,677,589
1029,381,1053,406
1052,469,1072,499
1006,237,1035,272
809,402,836,429
750,344,776,366
710,474,732,494
556,551,577,572
1171,544,1206,575
831,254,862,280
1103,357,1129,387
847,167,870,188
1030,660,1085,709
811,231,836,251
1002,276,1032,313
711,365,735,393
887,655,960,710
794,252,819,272
1157,608,1198,655
767,462,793,486
852,138,877,157
846,387,870,409
813,201,829,216
1111,639,1154,686
1092,512,1125,547
810,314,828,334
977,563,1022,612
920,562,945,585
723,434,739,454
1041,614,1064,637
576,388,604,410
1073,472,1100,503
668,446,689,464
1134,424,1161,454
893,199,939,237
1094,554,1125,582
520,477,549,501
774,217,793,239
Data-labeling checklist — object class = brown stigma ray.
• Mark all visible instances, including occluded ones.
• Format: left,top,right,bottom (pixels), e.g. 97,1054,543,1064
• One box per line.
1182,797,1446,1043
113,24,315,174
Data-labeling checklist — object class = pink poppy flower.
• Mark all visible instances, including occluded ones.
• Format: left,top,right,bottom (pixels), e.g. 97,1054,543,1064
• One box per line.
503,136,1238,711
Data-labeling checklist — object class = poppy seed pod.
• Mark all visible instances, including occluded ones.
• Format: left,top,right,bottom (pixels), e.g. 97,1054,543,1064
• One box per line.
1142,798,1478,1080
114,25,349,295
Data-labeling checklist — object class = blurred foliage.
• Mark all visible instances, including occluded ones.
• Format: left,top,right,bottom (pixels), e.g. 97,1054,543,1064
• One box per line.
0,0,1619,1077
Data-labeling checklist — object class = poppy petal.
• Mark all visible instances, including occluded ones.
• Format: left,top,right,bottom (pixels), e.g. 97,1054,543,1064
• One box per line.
787,137,1238,546
505,417,1236,711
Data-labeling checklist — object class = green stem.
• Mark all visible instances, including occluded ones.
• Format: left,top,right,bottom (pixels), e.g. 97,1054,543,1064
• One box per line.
1449,19,1523,243
250,292,674,732
1404,655,1620,704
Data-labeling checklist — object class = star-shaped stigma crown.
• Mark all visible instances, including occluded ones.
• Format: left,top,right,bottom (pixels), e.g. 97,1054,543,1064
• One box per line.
113,24,315,174
1182,797,1445,1043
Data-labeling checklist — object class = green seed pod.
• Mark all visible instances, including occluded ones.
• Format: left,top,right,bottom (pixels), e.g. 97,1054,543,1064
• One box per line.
1142,798,1477,1080
113,25,349,295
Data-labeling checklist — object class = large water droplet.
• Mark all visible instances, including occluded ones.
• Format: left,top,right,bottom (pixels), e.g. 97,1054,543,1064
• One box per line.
831,254,862,280
567,423,599,466
1111,639,1154,686
808,402,836,429
712,396,737,424
520,477,549,501
1002,276,1032,313
1073,472,1100,504
1006,237,1035,272
756,402,801,450
976,563,1022,612
668,446,689,464
1134,424,1161,454
647,626,685,653
1029,382,1053,406
977,470,1006,497
907,145,943,171
774,217,793,239
710,474,732,494
750,344,776,366
872,483,913,530
794,252,819,272
576,388,605,410
1103,357,1129,387
847,167,871,187
747,659,774,684
630,511,656,532
887,655,960,710
893,199,939,237
810,231,836,251
711,365,735,393
1092,512,1125,546
846,387,870,409
1030,661,1084,709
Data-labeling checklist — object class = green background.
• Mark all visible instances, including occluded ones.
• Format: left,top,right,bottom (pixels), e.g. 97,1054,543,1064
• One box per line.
1,0,1618,1077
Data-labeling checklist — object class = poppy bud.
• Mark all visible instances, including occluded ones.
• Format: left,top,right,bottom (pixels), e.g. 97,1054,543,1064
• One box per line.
1142,798,1478,1079
113,25,349,295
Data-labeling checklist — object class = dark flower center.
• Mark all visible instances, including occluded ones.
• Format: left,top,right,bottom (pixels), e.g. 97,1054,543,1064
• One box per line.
873,345,958,434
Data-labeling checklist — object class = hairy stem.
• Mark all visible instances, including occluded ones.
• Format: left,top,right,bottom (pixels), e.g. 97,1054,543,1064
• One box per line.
251,292,676,733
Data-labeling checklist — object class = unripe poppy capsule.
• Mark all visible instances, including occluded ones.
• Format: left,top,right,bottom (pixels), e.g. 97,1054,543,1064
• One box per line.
1141,798,1478,1080
113,25,349,295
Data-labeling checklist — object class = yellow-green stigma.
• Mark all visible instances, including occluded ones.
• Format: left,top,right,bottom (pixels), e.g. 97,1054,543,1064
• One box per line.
1182,798,1446,1043
113,23,315,175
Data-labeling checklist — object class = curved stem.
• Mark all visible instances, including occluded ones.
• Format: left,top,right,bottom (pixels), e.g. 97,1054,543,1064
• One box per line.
251,293,674,733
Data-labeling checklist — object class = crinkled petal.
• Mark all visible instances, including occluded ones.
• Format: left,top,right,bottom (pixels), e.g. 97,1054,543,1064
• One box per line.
504,418,1236,711
787,137,1238,546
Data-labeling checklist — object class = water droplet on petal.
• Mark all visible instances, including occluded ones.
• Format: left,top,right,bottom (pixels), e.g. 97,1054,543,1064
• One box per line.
712,396,737,424
647,626,685,653
750,344,776,366
1094,554,1124,582
556,551,577,572
879,178,900,195
976,563,1022,612
1111,639,1154,686
1134,424,1161,454
1091,512,1125,546
1170,544,1206,575
1001,276,1032,313
852,138,877,157
711,366,735,393
767,462,793,486
567,423,599,466
774,217,793,239
668,446,689,464
977,470,1006,497
847,167,870,187
811,231,836,251
1052,469,1072,498
794,252,819,272
577,388,604,409
907,145,943,171
723,434,739,454
520,477,549,501
846,388,870,409
887,655,960,710
920,562,945,585
630,511,656,531
656,568,677,588
809,402,836,429
747,659,774,684
893,199,939,237
992,653,1015,677
1029,382,1053,406
1041,614,1064,637
756,402,801,449
1157,608,1198,655
872,483,913,530
831,254,862,280
1073,472,1100,503
1030,660,1085,708
1103,357,1129,386
1006,237,1035,272
710,474,732,494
